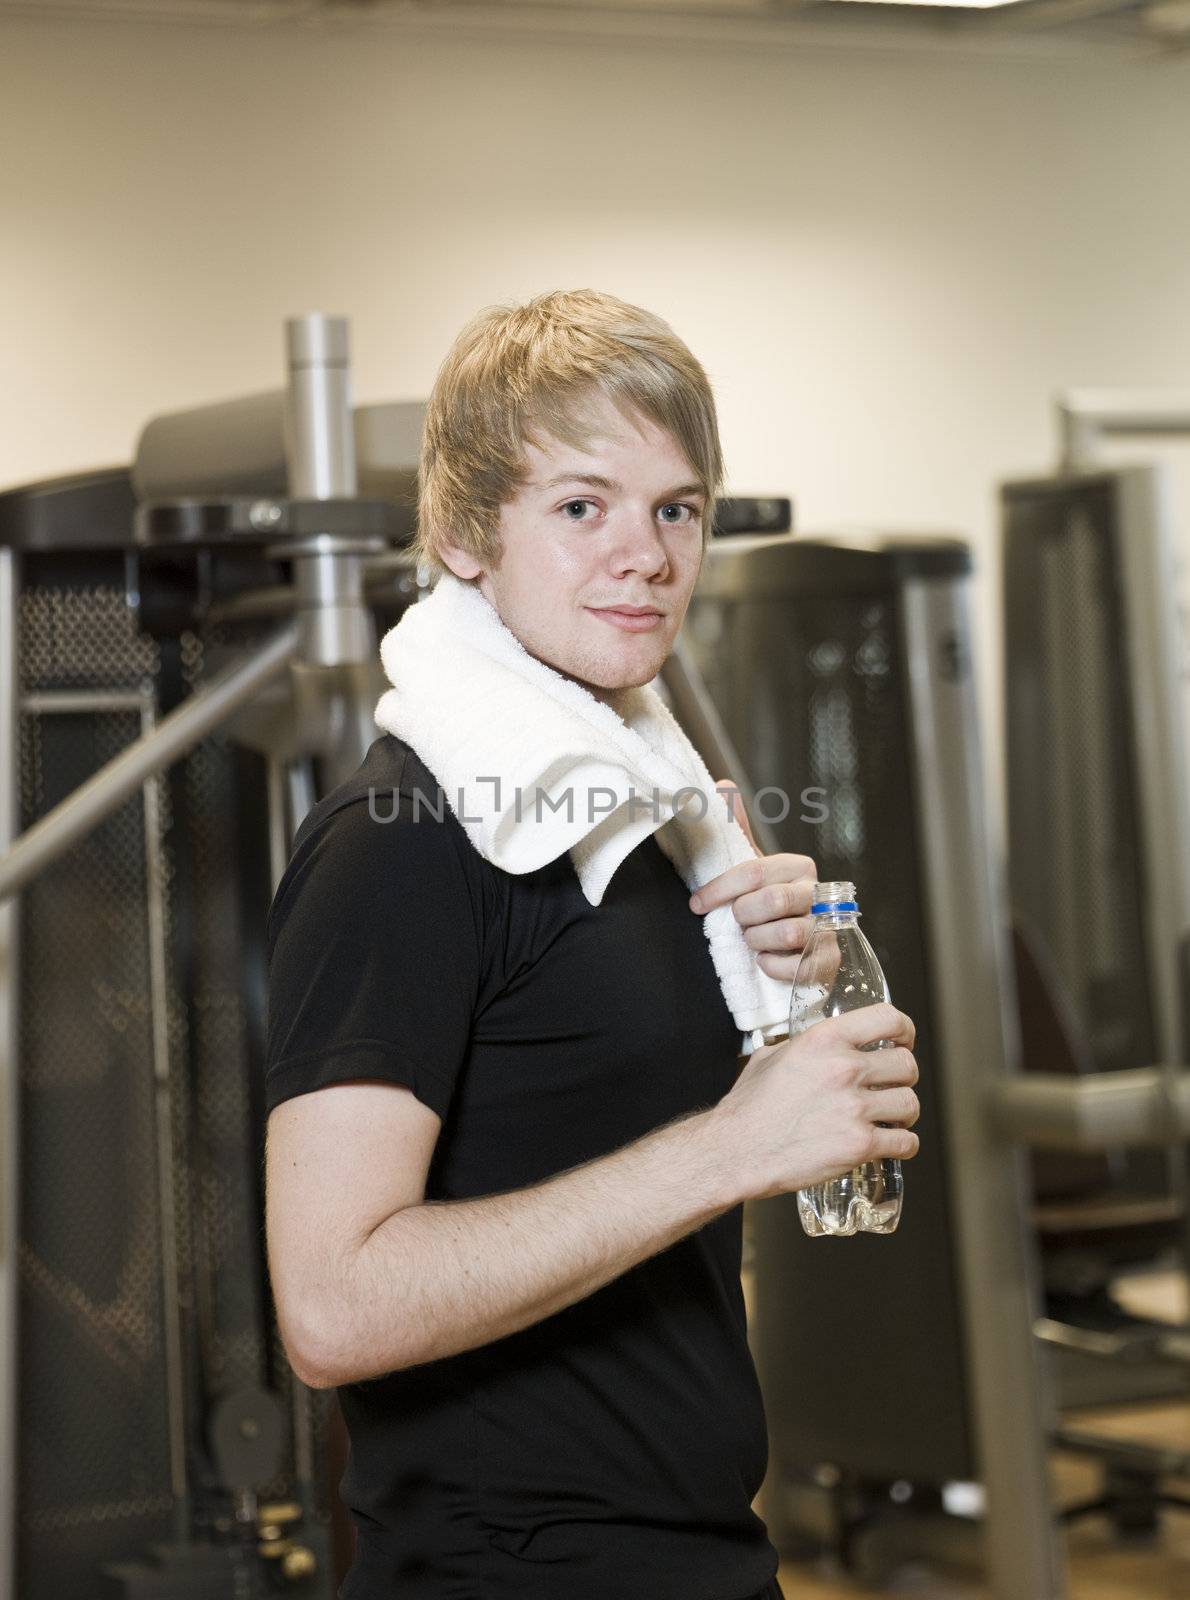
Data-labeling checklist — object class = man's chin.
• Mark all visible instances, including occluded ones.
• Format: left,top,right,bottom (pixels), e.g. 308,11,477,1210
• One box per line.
527,638,668,699
584,659,669,703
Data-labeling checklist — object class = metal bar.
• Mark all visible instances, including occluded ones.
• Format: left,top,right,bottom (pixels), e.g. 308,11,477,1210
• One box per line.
0,548,21,1600
284,315,356,501
1053,1427,1190,1477
901,575,1066,1600
266,757,317,1502
1036,1317,1190,1368
205,587,296,627
20,690,150,715
281,315,378,668
661,638,782,858
139,701,191,1539
1036,1318,1153,1362
266,756,291,893
205,550,420,628
287,759,317,843
0,625,299,904
991,1069,1190,1150
1057,388,1190,470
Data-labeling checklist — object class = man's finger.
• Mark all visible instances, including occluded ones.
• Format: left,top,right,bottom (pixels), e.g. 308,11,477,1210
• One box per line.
858,1046,919,1089
689,852,818,915
820,1003,916,1051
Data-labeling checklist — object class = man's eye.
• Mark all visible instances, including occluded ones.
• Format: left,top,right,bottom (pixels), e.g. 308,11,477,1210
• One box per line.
659,503,697,524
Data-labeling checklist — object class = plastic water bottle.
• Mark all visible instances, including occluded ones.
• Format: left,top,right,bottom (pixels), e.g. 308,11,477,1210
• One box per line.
788,880,904,1237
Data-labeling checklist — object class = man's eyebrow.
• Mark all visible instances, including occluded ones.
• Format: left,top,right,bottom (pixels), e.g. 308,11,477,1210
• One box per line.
539,472,706,498
542,472,619,490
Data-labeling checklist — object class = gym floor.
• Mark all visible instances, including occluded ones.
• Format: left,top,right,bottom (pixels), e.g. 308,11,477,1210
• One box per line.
742,1269,1190,1599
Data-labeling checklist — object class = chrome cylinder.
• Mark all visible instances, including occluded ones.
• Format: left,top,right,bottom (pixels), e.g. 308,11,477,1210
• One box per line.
288,535,377,666
284,314,357,500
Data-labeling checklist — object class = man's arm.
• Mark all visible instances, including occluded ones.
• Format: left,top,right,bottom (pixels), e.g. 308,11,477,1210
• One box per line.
267,1005,920,1392
268,1086,743,1390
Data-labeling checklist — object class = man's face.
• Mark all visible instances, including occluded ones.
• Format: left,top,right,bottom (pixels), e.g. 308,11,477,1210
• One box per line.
439,395,707,703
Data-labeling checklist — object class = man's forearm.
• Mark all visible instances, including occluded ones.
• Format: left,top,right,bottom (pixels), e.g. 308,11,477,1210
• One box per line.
307,1101,745,1387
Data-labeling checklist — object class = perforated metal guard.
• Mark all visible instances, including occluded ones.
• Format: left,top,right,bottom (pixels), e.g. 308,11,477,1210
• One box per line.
15,557,335,1598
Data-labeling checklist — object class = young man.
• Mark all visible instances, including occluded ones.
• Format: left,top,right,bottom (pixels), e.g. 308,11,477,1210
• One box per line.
264,290,920,1600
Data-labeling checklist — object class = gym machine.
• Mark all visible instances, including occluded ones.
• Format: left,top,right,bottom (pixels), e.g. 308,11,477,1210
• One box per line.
682,519,1190,1596
999,391,1190,1537
0,316,424,1600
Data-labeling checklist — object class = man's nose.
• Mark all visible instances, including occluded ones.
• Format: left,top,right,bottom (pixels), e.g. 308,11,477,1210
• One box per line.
608,509,669,577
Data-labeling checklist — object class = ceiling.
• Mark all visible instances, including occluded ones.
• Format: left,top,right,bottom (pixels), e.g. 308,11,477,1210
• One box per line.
1,0,1187,58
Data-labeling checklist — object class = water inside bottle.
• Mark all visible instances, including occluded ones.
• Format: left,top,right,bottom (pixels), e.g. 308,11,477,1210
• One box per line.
797,1163,904,1237
788,884,905,1238
797,1038,905,1236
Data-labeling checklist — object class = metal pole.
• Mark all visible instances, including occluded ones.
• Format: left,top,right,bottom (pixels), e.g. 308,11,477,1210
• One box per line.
284,315,356,500
281,315,377,670
140,701,191,1538
661,638,782,858
286,758,317,842
902,575,1067,1600
265,755,317,1503
0,548,21,1600
21,690,149,714
266,756,291,893
0,625,299,904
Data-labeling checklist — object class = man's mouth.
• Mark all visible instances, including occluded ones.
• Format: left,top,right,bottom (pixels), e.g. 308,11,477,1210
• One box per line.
587,606,664,633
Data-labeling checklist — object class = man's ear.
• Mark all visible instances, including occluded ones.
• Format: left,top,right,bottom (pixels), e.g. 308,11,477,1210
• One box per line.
436,540,484,581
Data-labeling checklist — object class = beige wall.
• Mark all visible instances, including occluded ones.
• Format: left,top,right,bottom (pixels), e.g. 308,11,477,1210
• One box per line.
3,12,1190,822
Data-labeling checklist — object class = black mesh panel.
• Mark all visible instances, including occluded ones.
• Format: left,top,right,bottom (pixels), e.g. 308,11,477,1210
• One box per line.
16,555,335,1598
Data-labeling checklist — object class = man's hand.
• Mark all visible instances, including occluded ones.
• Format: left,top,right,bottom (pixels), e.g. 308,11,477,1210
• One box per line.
688,779,818,980
714,1003,921,1200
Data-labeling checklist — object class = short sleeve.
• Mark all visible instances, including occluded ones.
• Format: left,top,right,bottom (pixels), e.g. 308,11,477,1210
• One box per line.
264,796,485,1121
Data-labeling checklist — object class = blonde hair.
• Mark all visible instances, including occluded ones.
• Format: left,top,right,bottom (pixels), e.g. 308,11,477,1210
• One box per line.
412,289,723,574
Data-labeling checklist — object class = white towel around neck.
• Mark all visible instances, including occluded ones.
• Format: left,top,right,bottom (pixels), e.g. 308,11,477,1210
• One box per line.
373,571,793,1051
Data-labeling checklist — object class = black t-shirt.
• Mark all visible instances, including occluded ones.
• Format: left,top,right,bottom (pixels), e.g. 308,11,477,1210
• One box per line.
265,734,779,1600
